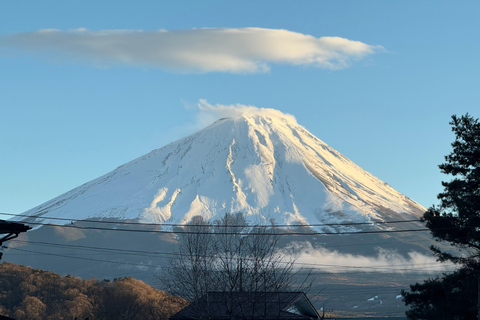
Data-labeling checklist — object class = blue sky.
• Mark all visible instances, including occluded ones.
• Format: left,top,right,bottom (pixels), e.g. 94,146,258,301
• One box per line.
1,1,479,218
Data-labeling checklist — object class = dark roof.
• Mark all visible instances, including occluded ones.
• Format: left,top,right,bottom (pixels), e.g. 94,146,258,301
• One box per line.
170,292,320,320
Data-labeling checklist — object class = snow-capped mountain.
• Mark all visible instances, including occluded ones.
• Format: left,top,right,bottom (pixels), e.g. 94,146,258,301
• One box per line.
23,108,425,229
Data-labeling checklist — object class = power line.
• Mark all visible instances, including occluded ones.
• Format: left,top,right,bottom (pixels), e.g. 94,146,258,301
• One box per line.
8,246,454,275
7,239,455,273
8,247,165,269
10,239,178,258
3,219,433,236
11,236,442,257
8,246,455,303
1,211,425,228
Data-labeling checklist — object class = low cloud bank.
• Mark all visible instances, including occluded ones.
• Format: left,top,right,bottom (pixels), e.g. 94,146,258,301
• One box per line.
288,242,455,274
0,28,382,73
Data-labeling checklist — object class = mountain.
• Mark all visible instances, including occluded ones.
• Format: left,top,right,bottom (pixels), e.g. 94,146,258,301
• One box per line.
7,108,440,317
23,108,424,229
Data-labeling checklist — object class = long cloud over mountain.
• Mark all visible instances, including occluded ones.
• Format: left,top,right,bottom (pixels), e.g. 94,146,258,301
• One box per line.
0,28,382,73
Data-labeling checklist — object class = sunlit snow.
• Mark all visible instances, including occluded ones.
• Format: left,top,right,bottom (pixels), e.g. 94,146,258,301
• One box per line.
23,108,425,229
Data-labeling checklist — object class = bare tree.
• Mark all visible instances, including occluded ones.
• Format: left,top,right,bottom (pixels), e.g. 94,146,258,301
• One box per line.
162,215,215,303
161,212,308,318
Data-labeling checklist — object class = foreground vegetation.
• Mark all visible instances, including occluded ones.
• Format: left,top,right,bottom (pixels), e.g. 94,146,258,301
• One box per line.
402,114,480,319
0,262,187,320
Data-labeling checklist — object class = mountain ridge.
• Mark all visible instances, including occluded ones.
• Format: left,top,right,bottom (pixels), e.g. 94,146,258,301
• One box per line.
22,109,425,230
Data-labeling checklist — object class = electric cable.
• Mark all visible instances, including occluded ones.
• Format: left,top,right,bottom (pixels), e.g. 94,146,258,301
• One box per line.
0,211,425,228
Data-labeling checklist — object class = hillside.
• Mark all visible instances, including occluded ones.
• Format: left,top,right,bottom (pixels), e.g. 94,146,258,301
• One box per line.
0,262,187,320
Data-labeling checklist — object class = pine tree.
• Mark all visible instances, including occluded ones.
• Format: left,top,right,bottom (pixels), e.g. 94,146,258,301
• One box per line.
403,114,480,319
424,114,480,268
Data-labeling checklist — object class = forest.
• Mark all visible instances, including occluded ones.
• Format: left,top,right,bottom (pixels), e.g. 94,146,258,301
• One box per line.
0,262,187,320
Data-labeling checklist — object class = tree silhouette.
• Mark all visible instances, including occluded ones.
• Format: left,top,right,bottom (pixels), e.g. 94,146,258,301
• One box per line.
402,114,480,319
161,212,308,318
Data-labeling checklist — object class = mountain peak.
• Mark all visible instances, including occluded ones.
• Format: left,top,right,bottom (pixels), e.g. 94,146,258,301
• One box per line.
23,108,425,230
196,100,299,127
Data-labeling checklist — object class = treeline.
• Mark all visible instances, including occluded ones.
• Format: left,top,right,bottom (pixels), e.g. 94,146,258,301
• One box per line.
0,262,188,320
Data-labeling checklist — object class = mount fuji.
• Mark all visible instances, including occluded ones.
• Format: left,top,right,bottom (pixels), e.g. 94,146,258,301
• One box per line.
9,107,440,317
23,108,424,229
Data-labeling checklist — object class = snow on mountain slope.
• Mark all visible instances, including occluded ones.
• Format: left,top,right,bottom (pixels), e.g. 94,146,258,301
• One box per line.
23,108,425,229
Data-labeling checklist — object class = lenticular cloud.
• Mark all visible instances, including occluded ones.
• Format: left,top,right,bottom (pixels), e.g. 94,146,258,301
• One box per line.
0,27,382,73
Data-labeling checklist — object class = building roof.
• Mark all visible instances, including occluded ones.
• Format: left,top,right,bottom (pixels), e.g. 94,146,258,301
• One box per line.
170,291,320,320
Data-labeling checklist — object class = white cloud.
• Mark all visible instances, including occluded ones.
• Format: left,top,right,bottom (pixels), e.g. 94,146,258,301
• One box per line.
287,242,455,274
149,100,292,149
193,99,296,128
0,27,382,73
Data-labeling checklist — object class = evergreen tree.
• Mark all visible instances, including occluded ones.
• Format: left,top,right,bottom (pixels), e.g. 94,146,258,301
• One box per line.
424,113,480,268
402,114,480,319
402,267,477,320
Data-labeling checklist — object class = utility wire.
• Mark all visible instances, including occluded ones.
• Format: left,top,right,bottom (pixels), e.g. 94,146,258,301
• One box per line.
7,239,455,273
8,246,455,275
6,247,455,300
3,219,433,236
0,211,425,228
11,237,441,257
10,239,178,258
8,247,165,269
